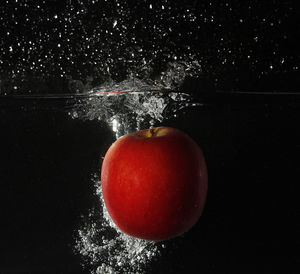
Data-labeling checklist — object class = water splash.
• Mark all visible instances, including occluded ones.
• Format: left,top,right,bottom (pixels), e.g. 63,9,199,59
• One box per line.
69,78,198,138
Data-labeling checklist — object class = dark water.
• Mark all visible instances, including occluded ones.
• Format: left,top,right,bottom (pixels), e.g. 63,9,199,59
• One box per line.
0,96,299,273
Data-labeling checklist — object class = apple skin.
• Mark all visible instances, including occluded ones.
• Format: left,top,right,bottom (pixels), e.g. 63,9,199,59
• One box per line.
101,127,208,241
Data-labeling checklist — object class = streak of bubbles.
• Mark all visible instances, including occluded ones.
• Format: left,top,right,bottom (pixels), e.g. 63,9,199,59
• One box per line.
75,174,167,274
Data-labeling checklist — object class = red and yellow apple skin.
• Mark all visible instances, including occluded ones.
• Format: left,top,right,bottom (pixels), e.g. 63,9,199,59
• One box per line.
101,127,208,241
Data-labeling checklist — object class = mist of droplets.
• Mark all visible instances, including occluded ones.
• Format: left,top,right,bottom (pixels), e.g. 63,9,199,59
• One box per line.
0,0,298,94
75,174,166,274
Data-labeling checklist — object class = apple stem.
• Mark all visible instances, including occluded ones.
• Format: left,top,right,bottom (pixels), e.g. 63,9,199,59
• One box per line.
150,128,157,137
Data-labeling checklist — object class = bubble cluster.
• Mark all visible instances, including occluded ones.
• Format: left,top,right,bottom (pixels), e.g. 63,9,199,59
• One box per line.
69,80,196,138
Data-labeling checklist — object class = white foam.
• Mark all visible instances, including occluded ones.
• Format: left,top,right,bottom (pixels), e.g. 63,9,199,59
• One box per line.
75,175,165,274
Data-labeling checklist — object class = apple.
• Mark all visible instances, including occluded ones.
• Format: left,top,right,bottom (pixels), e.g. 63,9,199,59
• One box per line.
101,126,208,241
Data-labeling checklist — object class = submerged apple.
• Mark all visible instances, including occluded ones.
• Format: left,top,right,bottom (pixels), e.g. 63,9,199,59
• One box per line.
101,126,208,241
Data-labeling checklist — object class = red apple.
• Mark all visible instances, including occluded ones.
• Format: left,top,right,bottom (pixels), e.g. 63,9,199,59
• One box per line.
101,126,208,241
